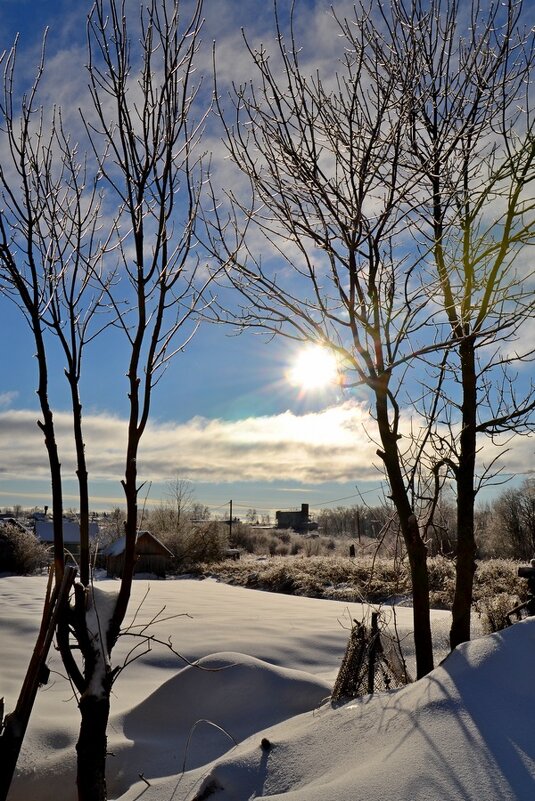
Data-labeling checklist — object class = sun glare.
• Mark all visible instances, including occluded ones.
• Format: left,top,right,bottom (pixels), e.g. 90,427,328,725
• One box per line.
288,345,339,391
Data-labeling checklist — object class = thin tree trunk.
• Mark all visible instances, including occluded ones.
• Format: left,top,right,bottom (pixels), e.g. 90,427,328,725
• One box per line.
405,517,433,678
70,384,90,587
450,337,477,650
108,425,141,652
32,321,65,583
375,390,434,678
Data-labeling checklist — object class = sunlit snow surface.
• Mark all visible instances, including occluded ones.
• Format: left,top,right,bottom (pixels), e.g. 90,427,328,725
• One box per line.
1,575,533,801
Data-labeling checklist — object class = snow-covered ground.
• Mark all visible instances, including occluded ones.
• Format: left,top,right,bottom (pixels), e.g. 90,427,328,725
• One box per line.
1,574,534,800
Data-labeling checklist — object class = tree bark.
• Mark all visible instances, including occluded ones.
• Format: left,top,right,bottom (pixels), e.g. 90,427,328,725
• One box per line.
405,518,434,678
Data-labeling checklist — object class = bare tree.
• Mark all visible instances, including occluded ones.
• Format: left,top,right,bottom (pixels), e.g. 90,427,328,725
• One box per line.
73,1,210,796
0,37,106,794
166,476,195,529
0,1,210,798
191,501,211,521
245,508,258,525
208,0,534,674
0,33,115,586
208,4,439,677
490,480,535,560
355,0,535,649
0,40,70,583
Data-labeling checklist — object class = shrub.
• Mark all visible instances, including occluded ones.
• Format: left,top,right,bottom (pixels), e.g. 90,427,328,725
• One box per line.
473,559,524,602
477,593,518,634
229,523,270,554
427,556,456,609
0,524,48,574
166,521,228,570
197,553,529,621
303,537,321,557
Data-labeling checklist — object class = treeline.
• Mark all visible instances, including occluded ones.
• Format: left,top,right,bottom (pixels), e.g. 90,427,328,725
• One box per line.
6,478,533,569
126,477,535,565
316,479,535,562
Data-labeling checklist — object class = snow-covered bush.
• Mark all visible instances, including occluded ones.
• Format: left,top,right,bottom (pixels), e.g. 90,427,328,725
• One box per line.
477,593,518,633
0,524,48,574
165,521,229,570
200,554,528,613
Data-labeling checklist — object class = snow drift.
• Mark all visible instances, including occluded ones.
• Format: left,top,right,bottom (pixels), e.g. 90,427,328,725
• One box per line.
2,575,534,801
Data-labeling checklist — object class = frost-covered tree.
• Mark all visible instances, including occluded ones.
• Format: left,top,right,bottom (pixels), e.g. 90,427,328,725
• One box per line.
207,0,534,674
0,1,210,798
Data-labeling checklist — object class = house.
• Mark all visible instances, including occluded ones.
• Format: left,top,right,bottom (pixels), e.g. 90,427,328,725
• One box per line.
275,503,318,533
102,530,173,578
35,518,99,559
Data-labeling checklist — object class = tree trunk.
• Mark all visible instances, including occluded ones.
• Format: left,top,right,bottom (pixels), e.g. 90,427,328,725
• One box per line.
375,389,434,678
405,515,434,678
69,382,90,587
450,337,477,650
76,693,111,801
108,431,140,652
33,325,65,583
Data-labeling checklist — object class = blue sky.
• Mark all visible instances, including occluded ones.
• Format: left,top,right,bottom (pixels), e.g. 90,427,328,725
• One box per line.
0,0,533,518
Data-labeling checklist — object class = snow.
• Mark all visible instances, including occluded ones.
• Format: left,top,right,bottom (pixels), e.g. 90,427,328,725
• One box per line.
1,574,534,801
84,585,118,698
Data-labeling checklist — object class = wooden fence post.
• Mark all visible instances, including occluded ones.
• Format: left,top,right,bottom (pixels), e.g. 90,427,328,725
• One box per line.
367,611,380,695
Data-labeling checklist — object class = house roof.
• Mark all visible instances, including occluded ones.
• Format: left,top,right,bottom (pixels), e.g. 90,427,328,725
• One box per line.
101,530,173,558
35,519,99,544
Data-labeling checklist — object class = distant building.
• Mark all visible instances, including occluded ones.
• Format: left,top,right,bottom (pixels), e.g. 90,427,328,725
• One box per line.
275,503,318,533
101,530,173,578
35,518,99,559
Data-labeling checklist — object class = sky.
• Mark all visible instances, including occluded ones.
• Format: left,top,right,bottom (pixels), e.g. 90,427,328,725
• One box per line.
0,0,533,518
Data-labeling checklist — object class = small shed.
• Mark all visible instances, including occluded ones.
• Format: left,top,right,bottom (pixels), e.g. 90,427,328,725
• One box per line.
102,530,173,578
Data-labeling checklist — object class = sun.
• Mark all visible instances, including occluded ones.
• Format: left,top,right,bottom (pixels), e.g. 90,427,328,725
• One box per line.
287,345,339,391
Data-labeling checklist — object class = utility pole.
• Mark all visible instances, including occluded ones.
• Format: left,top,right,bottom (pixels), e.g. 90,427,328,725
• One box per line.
229,499,233,541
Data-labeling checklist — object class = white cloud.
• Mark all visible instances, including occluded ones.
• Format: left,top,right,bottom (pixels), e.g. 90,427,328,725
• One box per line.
0,391,18,409
1,402,532,494
0,402,380,486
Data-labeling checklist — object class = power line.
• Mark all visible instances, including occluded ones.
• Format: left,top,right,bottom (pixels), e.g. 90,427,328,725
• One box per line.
202,486,384,515
311,484,383,508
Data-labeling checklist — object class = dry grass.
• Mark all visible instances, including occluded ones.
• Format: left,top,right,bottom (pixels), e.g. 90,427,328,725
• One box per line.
197,553,527,615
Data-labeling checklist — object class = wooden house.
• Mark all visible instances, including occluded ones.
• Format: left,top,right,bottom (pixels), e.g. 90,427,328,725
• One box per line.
102,530,173,578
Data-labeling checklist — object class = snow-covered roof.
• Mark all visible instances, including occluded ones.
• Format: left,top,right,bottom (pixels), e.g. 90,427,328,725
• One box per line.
35,519,99,544
101,530,172,557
